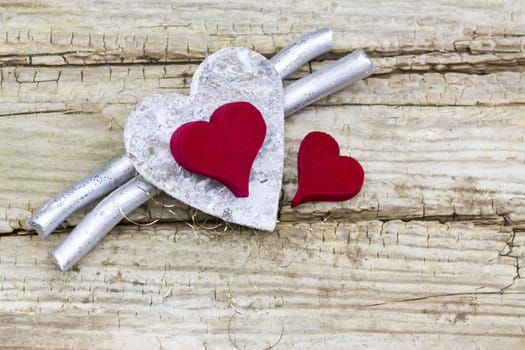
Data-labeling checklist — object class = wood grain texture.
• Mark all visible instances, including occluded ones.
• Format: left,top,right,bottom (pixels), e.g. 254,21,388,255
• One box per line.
1,0,524,348
1,222,524,349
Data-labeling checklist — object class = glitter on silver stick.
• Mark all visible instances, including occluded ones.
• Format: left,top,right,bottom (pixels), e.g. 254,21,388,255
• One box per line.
28,27,334,241
49,48,375,271
29,154,136,238
270,27,332,79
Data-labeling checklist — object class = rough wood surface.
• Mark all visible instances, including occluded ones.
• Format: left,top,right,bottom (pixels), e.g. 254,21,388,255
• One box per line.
1,1,525,349
1,222,524,349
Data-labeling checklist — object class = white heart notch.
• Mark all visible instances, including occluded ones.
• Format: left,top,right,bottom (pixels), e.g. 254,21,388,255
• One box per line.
124,48,284,231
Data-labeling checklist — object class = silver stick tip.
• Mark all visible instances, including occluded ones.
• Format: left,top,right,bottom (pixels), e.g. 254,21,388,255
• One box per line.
49,247,73,271
28,216,52,239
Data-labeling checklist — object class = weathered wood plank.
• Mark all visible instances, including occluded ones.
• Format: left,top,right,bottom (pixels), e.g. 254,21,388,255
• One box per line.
2,103,524,232
2,65,525,117
0,0,524,65
0,221,523,349
281,105,525,222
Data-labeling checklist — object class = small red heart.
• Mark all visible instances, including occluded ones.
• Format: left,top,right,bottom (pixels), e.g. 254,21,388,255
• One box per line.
170,101,266,197
291,131,364,208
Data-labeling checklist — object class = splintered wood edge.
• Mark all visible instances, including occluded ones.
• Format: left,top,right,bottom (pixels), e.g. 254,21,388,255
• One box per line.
0,1,524,64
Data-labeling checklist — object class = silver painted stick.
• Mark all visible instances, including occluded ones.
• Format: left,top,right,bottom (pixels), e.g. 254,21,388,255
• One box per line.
50,48,375,271
284,48,374,116
270,27,332,79
29,154,136,238
29,27,334,240
50,177,159,271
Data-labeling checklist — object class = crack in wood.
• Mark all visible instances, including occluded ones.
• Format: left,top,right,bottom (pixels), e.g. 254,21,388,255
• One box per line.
364,290,525,308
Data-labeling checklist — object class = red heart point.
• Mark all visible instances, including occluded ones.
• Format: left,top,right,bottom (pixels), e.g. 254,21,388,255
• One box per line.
291,131,364,208
170,102,266,197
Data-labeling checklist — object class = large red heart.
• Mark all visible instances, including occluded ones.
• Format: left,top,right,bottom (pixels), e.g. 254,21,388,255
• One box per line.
291,131,364,208
170,101,267,197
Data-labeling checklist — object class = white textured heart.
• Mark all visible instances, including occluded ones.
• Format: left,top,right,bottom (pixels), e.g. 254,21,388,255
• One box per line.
124,48,284,231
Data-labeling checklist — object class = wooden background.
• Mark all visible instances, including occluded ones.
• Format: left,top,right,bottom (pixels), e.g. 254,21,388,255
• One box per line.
1,1,525,348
